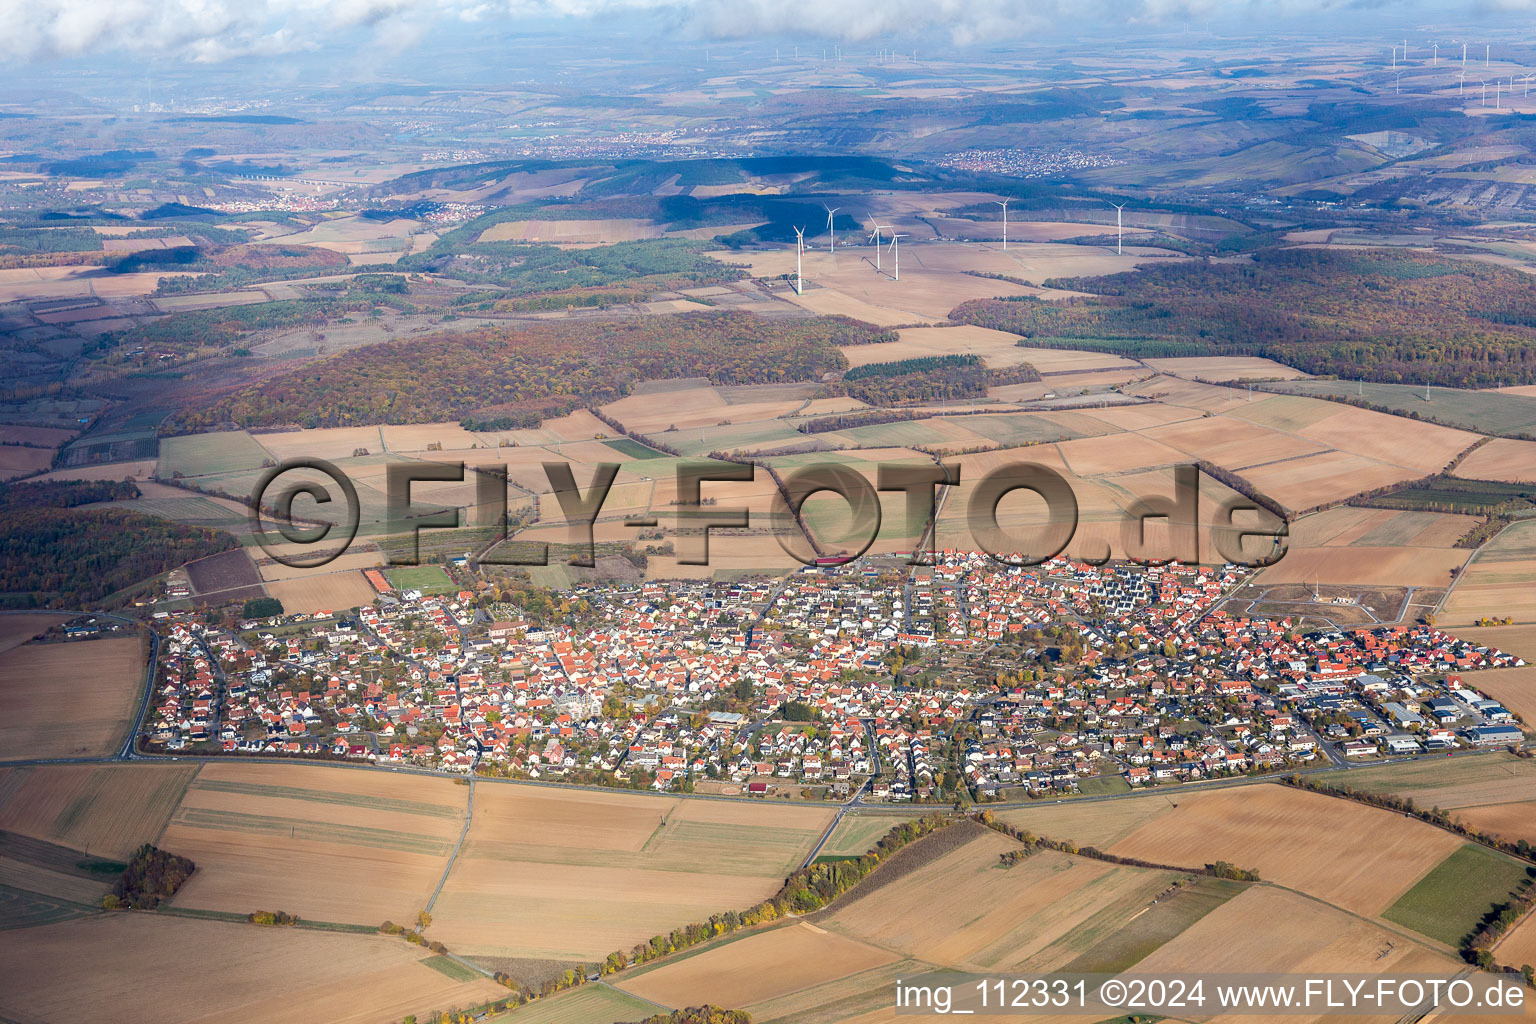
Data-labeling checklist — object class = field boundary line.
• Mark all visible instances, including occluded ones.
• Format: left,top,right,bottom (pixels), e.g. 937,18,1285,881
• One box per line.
425,777,474,915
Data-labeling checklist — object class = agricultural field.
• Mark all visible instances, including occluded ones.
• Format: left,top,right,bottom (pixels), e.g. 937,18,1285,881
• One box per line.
0,612,64,655
1439,519,1536,624
817,811,922,859
614,922,897,1009
1104,783,1464,916
0,763,197,858
263,570,378,613
1133,884,1461,985
840,325,1046,370
1143,355,1309,381
158,762,468,925
0,634,146,760
0,443,53,479
430,784,832,960
0,913,507,1024
1496,909,1536,975
482,984,662,1024
1382,843,1534,946
1265,379,1536,437
158,430,274,479
1456,438,1536,483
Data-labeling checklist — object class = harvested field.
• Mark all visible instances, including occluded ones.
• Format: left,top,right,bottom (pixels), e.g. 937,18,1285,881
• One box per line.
0,764,197,859
617,921,895,1009
1011,346,1142,373
1133,885,1461,996
1105,783,1463,916
1141,414,1329,467
1440,519,1536,624
431,784,831,960
1495,906,1536,970
1234,395,1480,473
478,218,661,243
821,824,1182,973
258,549,386,582
1143,355,1309,381
0,635,145,761
1256,546,1470,587
1449,801,1536,847
841,326,1042,370
0,444,53,479
1055,433,1186,476
0,613,65,655
482,984,662,1024
1310,753,1536,811
996,791,1183,849
1241,450,1423,512
0,425,75,447
159,762,467,925
1456,438,1536,483
0,913,505,1024
264,571,378,614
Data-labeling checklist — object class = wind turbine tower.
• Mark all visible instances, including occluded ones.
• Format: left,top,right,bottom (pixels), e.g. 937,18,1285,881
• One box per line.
994,198,1010,250
824,205,840,253
888,233,906,280
1460,70,1467,95
1433,42,1438,65
1487,44,1491,67
1110,202,1126,255
1463,41,1467,67
793,227,805,295
868,220,883,270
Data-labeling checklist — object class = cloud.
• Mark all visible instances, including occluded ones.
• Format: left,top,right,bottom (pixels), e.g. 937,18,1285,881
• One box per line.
0,0,1508,63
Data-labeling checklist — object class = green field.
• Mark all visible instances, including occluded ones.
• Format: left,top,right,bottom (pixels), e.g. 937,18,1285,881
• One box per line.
106,496,250,530
485,982,662,1024
421,954,485,982
1260,380,1536,438
818,812,922,858
159,430,274,478
1382,844,1533,946
602,437,668,459
1362,477,1536,515
1075,775,1133,797
384,564,457,595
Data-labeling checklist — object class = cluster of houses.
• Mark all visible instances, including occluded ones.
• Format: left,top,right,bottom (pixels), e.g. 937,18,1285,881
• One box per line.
141,553,1530,798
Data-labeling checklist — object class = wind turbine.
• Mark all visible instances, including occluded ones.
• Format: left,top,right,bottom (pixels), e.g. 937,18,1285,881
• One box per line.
1487,44,1491,68
1497,79,1502,109
994,198,1010,250
1110,202,1126,255
888,233,907,281
1459,70,1467,95
1395,72,1403,94
824,204,840,253
1403,39,1408,62
867,220,883,270
1481,79,1488,106
1462,41,1467,68
1391,45,1397,70
1433,42,1438,66
793,226,805,295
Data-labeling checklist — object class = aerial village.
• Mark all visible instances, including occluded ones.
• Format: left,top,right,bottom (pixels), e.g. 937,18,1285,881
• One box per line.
143,554,1527,802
